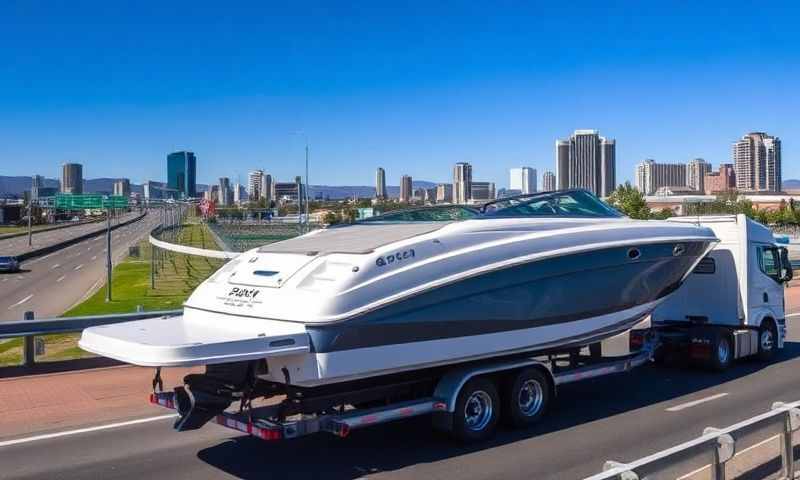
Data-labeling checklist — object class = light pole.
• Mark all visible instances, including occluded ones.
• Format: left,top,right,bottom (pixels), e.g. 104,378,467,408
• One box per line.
292,131,310,233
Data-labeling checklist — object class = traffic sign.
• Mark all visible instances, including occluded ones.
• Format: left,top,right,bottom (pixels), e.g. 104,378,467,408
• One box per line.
102,196,129,208
55,193,128,210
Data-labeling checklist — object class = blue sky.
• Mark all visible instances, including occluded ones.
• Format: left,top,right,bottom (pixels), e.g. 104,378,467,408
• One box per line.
1,1,798,188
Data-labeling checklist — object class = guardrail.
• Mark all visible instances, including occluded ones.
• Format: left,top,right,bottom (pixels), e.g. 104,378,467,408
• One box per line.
586,400,800,480
0,309,182,367
149,224,239,259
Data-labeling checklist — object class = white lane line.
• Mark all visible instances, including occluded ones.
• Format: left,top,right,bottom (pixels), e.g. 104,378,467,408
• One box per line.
74,264,83,271
50,264,60,269
666,392,729,412
0,414,178,449
7,294,34,310
91,255,97,261
785,312,800,318
56,275,66,283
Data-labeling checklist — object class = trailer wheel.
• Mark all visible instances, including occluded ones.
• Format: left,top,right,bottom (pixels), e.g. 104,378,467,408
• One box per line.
504,369,551,428
708,331,733,371
757,320,778,362
450,377,500,443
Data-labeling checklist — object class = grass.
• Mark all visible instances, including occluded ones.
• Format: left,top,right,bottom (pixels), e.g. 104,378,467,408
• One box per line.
0,223,224,366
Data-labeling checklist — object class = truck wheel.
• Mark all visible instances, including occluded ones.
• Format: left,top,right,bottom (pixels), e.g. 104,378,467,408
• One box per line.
504,369,550,428
450,377,500,443
757,321,778,362
708,331,733,371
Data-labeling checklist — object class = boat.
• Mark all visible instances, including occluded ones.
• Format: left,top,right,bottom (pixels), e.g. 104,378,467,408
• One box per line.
79,189,717,429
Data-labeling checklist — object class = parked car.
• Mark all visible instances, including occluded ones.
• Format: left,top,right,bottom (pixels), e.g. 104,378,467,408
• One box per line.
0,256,20,273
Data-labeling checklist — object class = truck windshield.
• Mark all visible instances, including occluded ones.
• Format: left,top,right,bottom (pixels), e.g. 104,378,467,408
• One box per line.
481,190,622,218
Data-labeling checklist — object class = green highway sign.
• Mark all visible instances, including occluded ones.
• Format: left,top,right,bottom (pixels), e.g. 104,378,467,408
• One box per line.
55,193,128,210
102,196,129,208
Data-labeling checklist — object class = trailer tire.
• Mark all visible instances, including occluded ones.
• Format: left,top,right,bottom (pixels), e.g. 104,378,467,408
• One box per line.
450,377,500,443
757,320,778,362
504,369,550,428
707,330,733,371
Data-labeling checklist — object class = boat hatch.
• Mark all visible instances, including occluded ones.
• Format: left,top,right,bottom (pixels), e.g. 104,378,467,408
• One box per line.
227,253,317,288
78,314,310,367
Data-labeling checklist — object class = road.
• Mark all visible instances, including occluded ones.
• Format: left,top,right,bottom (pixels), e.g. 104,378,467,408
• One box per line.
0,213,159,318
0,212,141,258
0,291,798,479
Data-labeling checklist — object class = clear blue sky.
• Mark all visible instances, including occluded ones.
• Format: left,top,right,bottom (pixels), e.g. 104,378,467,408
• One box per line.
1,1,798,188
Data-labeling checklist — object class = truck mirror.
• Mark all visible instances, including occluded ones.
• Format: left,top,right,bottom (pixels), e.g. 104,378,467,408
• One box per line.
779,247,793,283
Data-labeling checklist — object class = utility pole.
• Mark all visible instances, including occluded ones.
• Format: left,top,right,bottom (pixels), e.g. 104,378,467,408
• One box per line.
305,142,310,233
27,198,33,247
105,205,112,302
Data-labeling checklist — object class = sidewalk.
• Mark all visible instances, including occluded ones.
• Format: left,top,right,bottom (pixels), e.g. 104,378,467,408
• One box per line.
0,365,199,440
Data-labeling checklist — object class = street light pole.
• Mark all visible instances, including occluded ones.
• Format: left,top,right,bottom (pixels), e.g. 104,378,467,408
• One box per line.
27,199,33,247
305,142,310,233
105,205,112,302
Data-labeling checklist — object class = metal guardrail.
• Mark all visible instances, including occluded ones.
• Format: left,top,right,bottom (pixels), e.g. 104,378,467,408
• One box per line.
0,309,182,367
586,400,800,480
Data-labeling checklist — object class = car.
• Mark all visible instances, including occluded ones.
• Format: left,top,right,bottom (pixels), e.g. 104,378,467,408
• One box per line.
0,256,20,273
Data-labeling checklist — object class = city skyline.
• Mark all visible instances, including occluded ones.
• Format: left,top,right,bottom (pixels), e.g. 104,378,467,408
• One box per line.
1,3,798,188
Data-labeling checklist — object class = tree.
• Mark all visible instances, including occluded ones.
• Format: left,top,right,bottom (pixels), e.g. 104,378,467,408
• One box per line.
606,182,651,219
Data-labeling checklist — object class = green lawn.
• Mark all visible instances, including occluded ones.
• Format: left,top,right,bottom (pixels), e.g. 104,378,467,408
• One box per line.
0,223,224,366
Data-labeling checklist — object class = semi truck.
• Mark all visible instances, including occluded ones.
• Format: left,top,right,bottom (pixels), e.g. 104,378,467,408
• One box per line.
149,214,793,443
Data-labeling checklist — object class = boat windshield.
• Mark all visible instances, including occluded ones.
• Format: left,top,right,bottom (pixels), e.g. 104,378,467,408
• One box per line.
481,190,622,218
358,205,480,223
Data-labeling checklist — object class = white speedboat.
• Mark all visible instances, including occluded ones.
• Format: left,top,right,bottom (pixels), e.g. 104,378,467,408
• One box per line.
80,190,716,429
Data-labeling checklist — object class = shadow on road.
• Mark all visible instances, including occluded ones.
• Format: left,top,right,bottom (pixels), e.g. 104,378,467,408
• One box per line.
196,341,800,479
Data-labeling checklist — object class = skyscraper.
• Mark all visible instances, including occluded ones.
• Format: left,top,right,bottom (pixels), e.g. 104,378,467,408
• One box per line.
733,132,781,192
261,173,274,203
555,130,616,197
542,171,556,192
470,182,496,201
436,183,453,203
233,184,247,204
453,162,472,204
704,164,736,194
509,167,537,194
400,175,412,203
686,158,711,192
167,151,197,198
218,177,231,206
61,163,83,194
113,178,131,197
375,168,387,199
31,175,44,200
634,159,687,195
248,170,263,201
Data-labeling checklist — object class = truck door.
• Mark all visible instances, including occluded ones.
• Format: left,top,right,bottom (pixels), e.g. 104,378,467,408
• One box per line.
751,244,785,327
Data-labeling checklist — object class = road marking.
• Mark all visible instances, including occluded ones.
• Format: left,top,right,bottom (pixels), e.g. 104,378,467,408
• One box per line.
74,264,83,271
50,264,60,269
0,414,178,449
666,393,728,412
91,255,97,261
785,312,800,318
56,275,66,283
7,294,33,310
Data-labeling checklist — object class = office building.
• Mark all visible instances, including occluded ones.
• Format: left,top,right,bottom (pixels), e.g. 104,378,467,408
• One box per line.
436,183,453,203
167,151,197,198
375,168,387,199
218,177,232,206
470,182,496,202
248,170,263,201
233,183,247,204
635,159,687,195
424,187,437,203
686,158,711,193
143,180,180,201
733,132,781,192
261,173,274,203
704,164,736,195
542,171,556,192
61,163,83,194
453,162,472,204
509,167,537,194
113,178,131,197
275,182,299,201
31,175,44,200
400,175,412,203
555,130,615,196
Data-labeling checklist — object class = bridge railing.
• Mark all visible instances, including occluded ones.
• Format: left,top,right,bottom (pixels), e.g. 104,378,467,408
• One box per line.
586,400,800,480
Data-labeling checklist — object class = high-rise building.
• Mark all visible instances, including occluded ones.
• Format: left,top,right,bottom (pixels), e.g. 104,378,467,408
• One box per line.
113,178,131,197
274,181,299,201
635,159,687,195
218,177,231,206
61,163,83,194
509,167,537,194
233,183,247,204
375,168,387,199
733,132,781,192
542,171,556,192
436,183,453,203
453,162,472,204
248,170,263,201
470,182,496,202
399,175,413,203
261,173,274,203
685,158,711,193
555,130,615,197
424,187,437,203
31,175,44,200
167,151,197,198
704,164,737,195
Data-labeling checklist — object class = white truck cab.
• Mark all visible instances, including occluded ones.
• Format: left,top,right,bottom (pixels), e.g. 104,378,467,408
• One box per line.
647,214,793,368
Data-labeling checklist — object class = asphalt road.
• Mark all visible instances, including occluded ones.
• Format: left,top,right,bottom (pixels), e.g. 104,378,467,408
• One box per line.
0,212,159,319
0,212,141,258
1,300,798,479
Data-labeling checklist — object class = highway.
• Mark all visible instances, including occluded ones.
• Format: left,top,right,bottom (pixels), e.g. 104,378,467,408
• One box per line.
0,290,798,479
0,212,159,318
